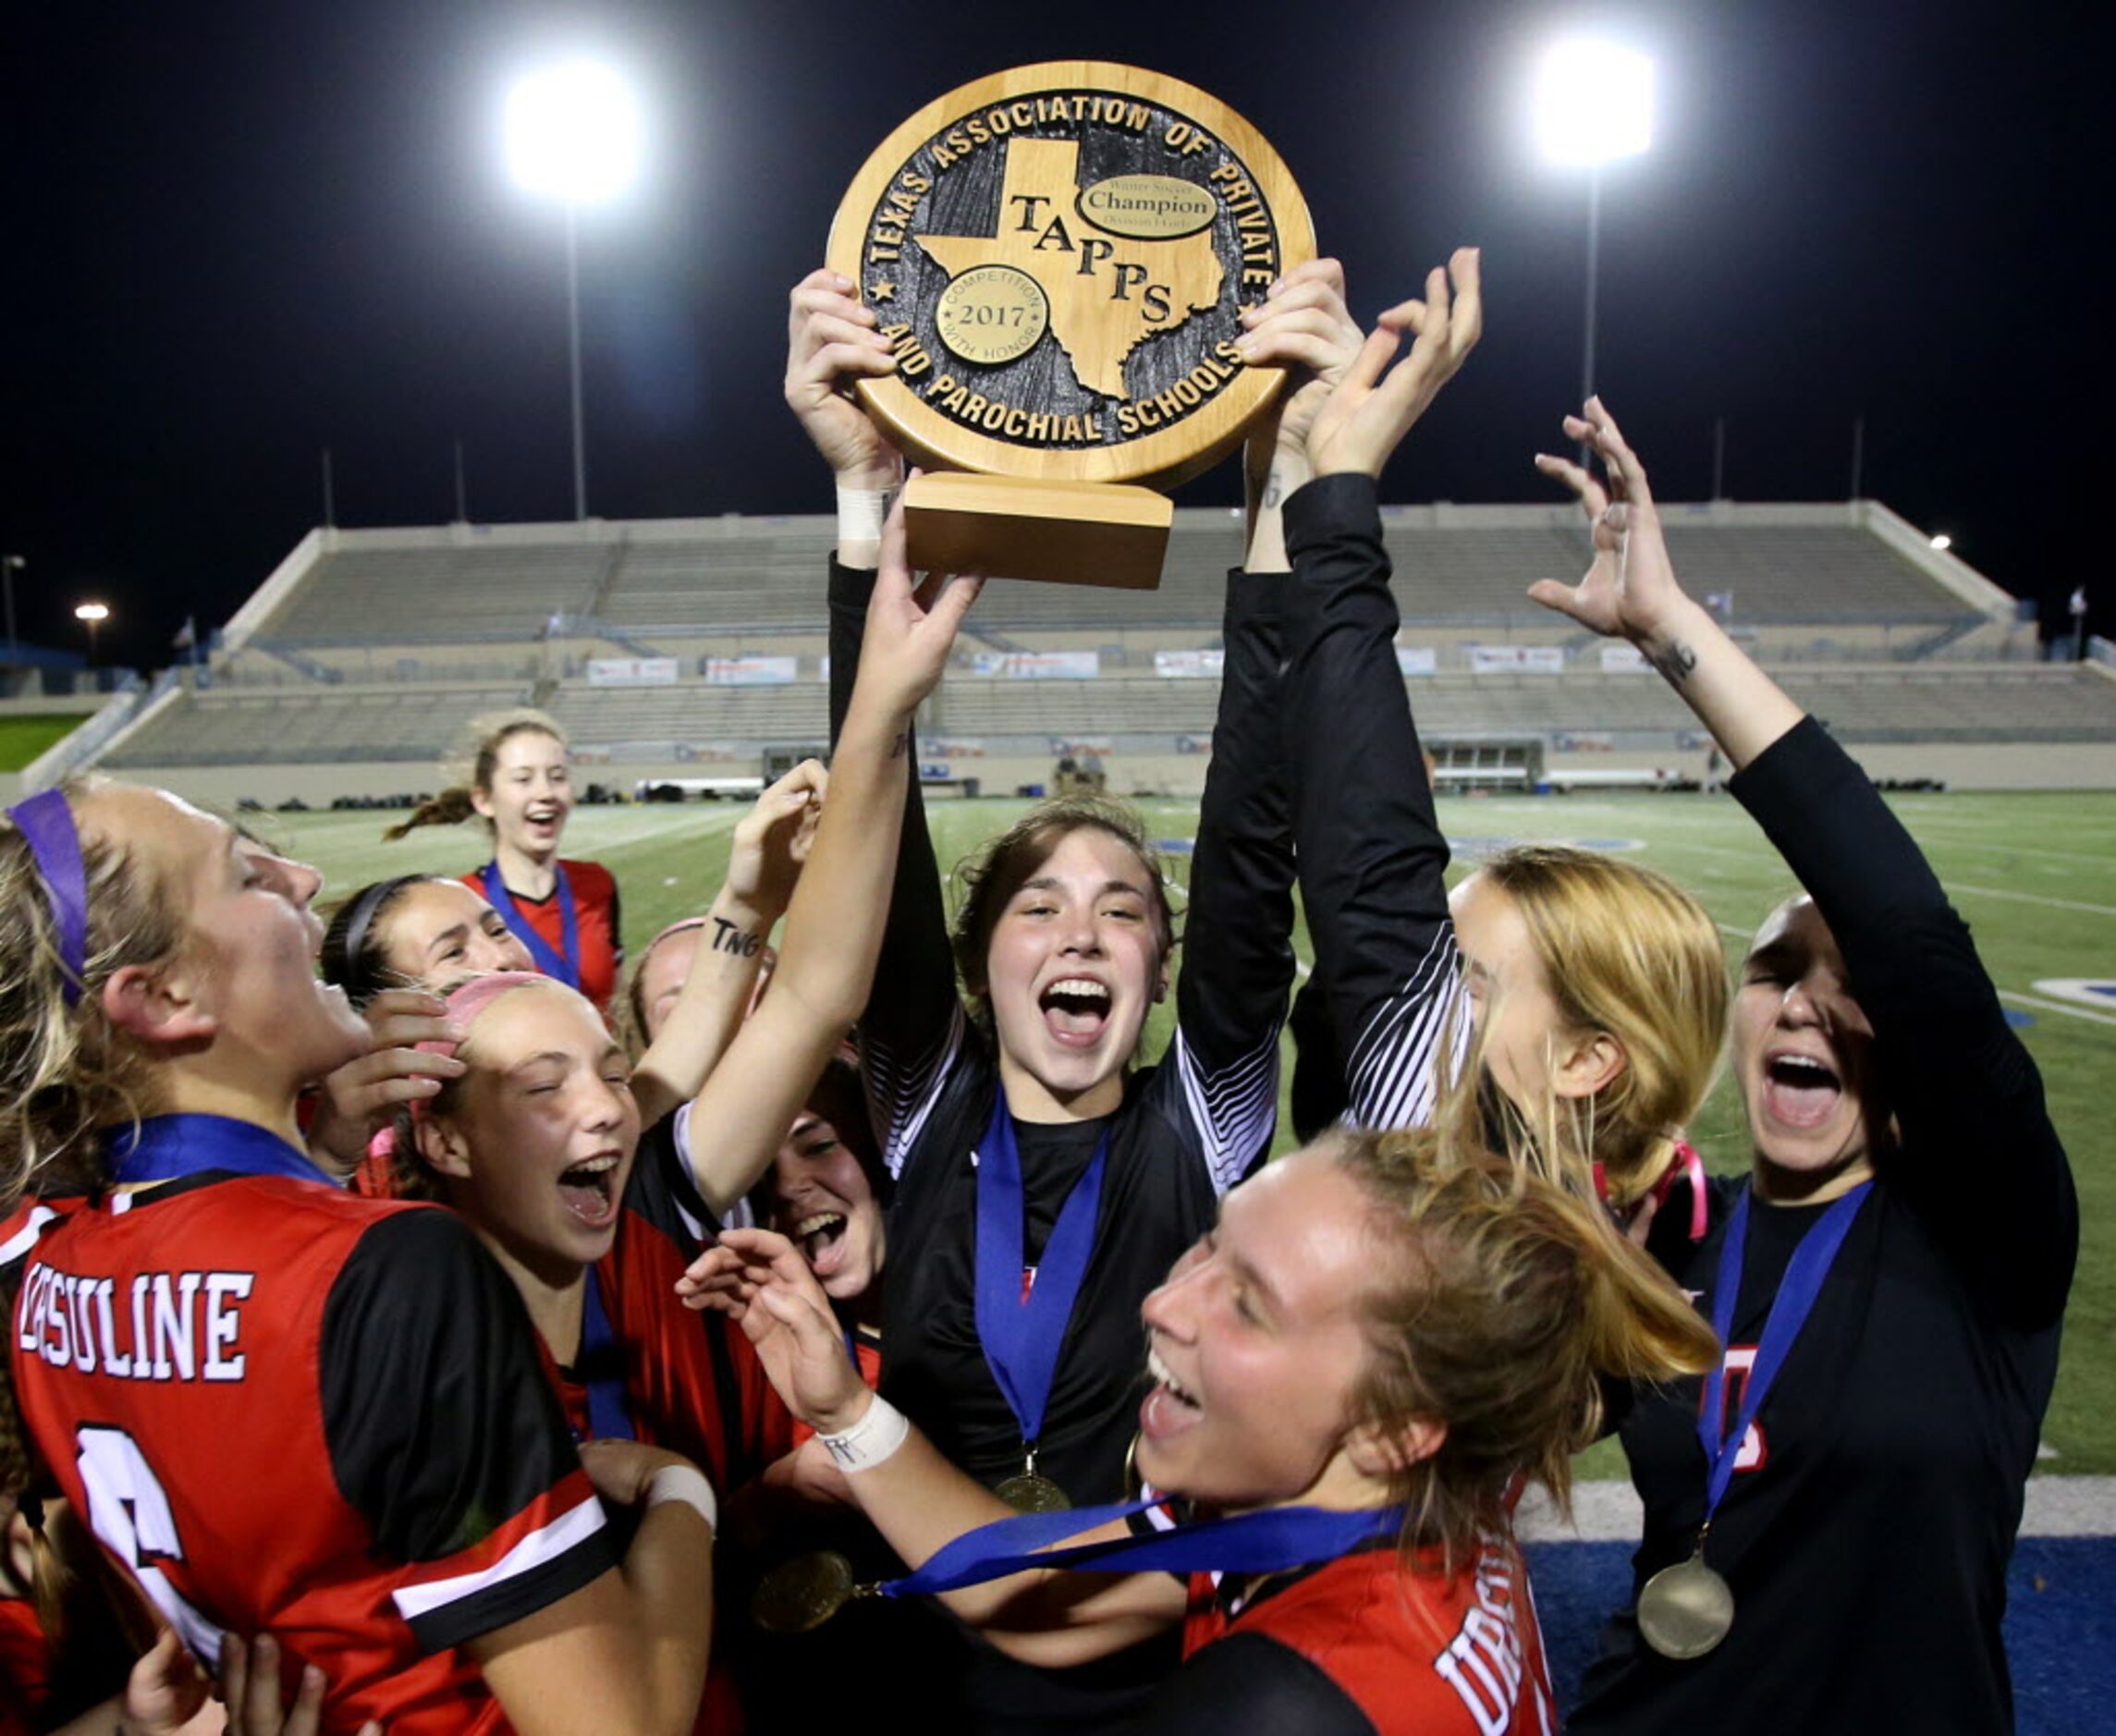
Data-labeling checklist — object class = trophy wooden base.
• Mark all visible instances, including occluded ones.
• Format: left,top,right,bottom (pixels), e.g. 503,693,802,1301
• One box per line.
903,471,1172,592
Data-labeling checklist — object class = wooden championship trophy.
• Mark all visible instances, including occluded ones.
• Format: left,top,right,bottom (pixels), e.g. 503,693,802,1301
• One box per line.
828,62,1314,588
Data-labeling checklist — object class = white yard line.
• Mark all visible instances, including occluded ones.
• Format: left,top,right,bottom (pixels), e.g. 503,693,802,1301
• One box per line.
1999,991,2116,1031
1948,882,2116,919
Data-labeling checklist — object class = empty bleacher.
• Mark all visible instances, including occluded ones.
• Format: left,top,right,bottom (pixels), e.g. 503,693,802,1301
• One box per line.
85,494,2105,787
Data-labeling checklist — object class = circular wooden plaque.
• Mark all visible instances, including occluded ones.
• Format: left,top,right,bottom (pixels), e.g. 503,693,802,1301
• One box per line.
827,63,1315,490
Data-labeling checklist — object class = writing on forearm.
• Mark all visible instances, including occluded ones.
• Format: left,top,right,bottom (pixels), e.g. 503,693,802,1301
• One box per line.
889,728,911,761
711,917,763,959
1646,640,1699,686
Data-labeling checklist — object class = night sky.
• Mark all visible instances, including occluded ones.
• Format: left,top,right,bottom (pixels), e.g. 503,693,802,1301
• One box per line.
5,0,2098,668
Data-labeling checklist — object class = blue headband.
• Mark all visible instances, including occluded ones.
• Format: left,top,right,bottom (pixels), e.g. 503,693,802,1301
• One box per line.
6,789,89,1006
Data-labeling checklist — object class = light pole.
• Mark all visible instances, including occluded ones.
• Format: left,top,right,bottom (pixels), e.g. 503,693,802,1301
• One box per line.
75,602,109,669
3,555,23,667
1534,39,1654,435
504,58,642,521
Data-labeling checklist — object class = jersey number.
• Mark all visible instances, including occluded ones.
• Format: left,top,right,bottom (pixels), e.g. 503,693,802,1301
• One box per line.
75,1424,224,1668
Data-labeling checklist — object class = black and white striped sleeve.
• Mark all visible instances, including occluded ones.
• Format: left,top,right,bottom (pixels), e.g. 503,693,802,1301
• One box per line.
1165,571,1300,1193
1282,474,1464,1133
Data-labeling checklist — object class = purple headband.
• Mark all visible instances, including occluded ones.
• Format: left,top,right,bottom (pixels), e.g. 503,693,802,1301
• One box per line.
6,789,89,1007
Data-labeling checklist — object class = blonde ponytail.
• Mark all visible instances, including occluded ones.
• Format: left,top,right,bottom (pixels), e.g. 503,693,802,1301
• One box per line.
1334,1127,1719,1569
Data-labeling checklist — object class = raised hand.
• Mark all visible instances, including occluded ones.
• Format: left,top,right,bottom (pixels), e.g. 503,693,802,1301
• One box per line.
851,489,982,716
1238,258,1365,472
785,269,904,490
308,990,465,1175
721,759,826,927
679,1229,869,1433
1305,247,1481,480
1527,397,1693,654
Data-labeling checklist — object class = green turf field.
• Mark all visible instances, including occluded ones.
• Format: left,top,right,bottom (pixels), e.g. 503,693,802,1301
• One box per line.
0,714,92,771
266,788,2116,1474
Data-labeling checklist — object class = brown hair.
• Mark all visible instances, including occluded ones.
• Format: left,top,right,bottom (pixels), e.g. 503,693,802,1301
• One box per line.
383,708,568,842
1445,845,1729,1205
948,798,1177,1037
1331,1126,1719,1569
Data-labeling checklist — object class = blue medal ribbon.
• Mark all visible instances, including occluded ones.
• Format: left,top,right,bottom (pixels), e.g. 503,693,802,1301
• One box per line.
1697,1180,1872,1522
577,1265,636,1443
480,859,581,991
107,1114,336,1188
885,1498,1407,1599
972,1097,1109,1477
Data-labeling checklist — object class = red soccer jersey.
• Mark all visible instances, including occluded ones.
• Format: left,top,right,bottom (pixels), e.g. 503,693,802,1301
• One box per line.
464,858,622,1016
6,1169,615,1736
551,1204,792,1498
1180,1534,1557,1736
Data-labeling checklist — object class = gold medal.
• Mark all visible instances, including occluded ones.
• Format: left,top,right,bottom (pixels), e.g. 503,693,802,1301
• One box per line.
751,1551,859,1636
1635,1548,1735,1660
996,1473,1071,1514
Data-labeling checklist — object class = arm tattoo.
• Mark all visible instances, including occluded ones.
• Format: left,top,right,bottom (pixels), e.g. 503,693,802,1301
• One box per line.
710,916,762,959
1261,467,1285,510
1647,640,1699,686
888,729,910,760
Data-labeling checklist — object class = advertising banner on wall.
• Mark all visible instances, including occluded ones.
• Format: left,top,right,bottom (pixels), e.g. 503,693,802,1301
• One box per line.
973,651,1101,679
1396,646,1437,676
586,658,680,687
1154,650,1226,678
1467,644,1566,674
705,656,798,686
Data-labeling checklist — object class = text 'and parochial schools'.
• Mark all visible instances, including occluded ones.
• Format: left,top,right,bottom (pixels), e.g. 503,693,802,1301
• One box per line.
17,1261,255,1383
912,342,1252,444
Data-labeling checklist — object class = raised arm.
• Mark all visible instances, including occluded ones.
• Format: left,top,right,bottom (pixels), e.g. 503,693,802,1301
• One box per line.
789,269,966,1173
1154,263,1365,1188
675,506,979,1218
1280,251,1483,1131
629,761,824,1132
1534,399,2075,1326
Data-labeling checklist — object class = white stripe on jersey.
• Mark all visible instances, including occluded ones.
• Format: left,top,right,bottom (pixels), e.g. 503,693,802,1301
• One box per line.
864,1000,969,1180
1347,924,1466,1132
1174,1021,1283,1196
1,1204,57,1266
391,1495,609,1622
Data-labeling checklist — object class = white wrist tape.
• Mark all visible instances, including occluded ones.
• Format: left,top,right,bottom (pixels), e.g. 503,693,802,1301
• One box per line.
818,1395,910,1473
836,484,900,547
645,1464,718,1534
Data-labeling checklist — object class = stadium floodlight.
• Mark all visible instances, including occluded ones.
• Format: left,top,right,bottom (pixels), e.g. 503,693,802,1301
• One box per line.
1533,37,1656,446
1534,39,1655,167
1930,533,1953,552
503,57,643,521
74,601,110,666
504,59,642,207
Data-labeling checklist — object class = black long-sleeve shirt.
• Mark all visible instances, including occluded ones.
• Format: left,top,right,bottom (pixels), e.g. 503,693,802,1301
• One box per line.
1576,716,2076,1734
1280,474,1463,1132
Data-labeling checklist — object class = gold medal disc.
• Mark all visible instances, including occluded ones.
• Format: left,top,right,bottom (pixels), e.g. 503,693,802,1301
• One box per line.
1635,1551,1735,1660
996,1473,1071,1514
751,1550,858,1635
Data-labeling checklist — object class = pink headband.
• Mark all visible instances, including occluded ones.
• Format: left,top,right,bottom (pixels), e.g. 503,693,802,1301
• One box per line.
365,971,558,1164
